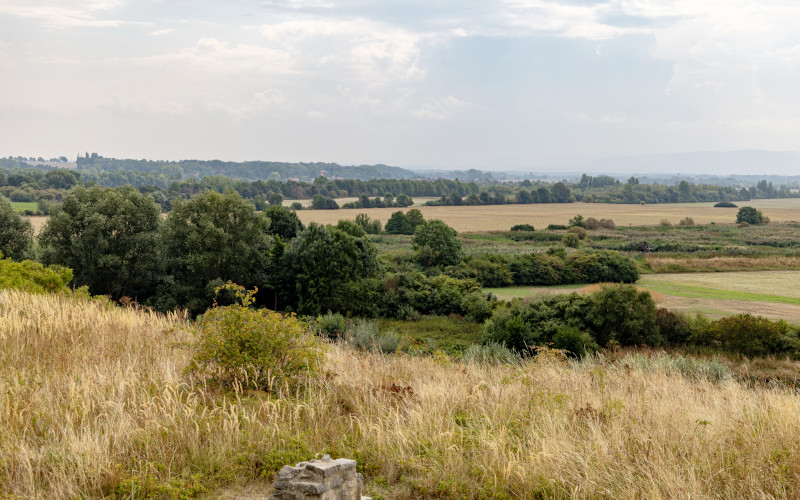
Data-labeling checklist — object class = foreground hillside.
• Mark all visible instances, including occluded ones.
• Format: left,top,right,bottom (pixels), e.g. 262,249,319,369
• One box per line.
1,290,800,498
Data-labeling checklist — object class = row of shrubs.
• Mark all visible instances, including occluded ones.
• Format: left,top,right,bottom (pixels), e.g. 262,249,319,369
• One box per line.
448,250,639,287
482,284,800,359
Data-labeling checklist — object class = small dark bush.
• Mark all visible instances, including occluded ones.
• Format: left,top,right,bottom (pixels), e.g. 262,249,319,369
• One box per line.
510,224,535,232
714,201,737,208
546,224,568,230
655,308,692,345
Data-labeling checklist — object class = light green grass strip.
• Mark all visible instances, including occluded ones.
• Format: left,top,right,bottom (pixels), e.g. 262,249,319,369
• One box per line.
639,280,800,305
484,284,584,299
10,202,37,212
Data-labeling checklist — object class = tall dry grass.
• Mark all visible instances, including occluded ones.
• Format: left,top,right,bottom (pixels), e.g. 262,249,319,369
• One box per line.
646,255,800,273
2,289,800,498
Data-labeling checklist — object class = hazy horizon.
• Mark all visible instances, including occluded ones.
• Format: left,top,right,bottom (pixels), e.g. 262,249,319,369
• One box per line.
2,1,800,170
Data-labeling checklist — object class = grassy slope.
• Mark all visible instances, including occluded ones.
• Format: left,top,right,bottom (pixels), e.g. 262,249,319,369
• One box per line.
10,201,37,212
3,290,800,498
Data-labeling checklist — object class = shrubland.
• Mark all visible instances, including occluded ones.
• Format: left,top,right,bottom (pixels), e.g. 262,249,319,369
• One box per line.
3,288,800,498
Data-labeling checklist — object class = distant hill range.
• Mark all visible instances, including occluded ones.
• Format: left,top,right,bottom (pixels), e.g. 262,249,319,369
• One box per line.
75,154,421,182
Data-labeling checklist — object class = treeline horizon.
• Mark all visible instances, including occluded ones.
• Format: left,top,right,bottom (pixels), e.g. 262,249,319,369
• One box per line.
1,160,798,214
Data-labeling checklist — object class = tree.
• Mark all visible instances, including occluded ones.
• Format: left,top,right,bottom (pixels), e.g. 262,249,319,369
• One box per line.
311,194,339,210
413,219,462,267
39,186,161,300
160,191,272,314
406,209,425,230
550,182,572,203
385,211,413,234
736,206,766,225
0,194,33,260
264,204,304,240
283,223,379,315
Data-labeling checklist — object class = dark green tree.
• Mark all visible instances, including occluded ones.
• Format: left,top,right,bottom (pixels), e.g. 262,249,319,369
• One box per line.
736,206,766,225
160,191,272,314
264,204,304,240
550,182,572,203
413,219,462,267
385,211,413,234
38,186,161,299
283,223,379,315
0,194,33,260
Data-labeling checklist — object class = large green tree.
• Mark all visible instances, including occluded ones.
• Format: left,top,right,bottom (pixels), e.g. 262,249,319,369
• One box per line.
0,195,33,260
160,191,273,314
413,219,462,267
282,223,379,315
39,186,161,299
264,204,304,240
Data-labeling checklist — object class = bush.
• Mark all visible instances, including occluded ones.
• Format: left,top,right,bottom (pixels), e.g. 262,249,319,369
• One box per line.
546,224,567,230
678,217,695,226
714,201,737,208
655,308,692,345
192,285,323,392
568,214,584,228
317,311,346,339
585,218,616,230
562,233,580,248
460,291,494,322
0,252,74,293
659,219,672,227
0,195,33,260
310,194,339,210
589,284,660,347
566,226,588,240
705,314,788,357
551,324,599,357
290,202,303,210
510,224,535,232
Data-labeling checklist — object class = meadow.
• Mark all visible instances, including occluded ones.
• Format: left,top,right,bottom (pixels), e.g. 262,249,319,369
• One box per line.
3,289,800,499
10,201,37,213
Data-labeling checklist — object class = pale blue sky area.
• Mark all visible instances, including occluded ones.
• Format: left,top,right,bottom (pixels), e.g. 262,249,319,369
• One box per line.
1,0,799,170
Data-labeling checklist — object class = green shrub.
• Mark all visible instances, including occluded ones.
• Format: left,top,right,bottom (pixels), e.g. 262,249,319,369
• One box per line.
192,284,323,392
463,342,520,365
546,224,567,230
510,224,535,232
460,291,494,322
317,311,346,340
346,319,380,351
736,206,767,225
566,226,588,240
714,201,737,208
590,284,660,347
551,324,599,357
655,308,692,345
562,233,580,248
0,252,73,293
706,314,787,357
377,330,403,354
568,214,584,228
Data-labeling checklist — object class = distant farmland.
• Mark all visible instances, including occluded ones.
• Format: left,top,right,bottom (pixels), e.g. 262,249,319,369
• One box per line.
295,199,800,232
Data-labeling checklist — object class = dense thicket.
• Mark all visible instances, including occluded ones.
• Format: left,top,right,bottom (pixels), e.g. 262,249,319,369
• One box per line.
0,195,33,260
484,286,800,358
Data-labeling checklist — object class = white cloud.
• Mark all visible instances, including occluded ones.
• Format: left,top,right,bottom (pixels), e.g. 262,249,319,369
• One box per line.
149,28,173,36
0,0,135,29
411,96,471,120
254,88,286,107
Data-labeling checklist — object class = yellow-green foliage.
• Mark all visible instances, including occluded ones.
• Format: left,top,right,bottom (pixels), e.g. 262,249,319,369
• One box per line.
3,289,800,498
0,252,73,293
192,285,324,392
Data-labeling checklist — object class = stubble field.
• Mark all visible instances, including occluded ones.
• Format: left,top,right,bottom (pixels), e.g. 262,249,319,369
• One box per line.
295,199,800,232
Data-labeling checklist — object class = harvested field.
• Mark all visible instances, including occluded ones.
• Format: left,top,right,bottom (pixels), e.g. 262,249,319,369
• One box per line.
295,199,800,232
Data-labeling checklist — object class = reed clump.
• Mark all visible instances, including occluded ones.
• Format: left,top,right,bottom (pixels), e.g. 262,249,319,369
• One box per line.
2,289,800,498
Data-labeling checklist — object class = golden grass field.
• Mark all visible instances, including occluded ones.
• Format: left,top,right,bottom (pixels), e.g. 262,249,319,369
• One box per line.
295,198,800,232
24,198,800,234
3,289,800,498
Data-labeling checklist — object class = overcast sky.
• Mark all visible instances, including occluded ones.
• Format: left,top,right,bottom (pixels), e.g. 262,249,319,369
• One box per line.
1,0,799,169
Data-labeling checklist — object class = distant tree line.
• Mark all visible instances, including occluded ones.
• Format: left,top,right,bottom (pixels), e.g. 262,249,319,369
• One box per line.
0,187,639,319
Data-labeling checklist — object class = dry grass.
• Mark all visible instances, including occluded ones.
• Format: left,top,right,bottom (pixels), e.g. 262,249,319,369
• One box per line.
295,199,800,232
646,256,800,273
3,290,800,498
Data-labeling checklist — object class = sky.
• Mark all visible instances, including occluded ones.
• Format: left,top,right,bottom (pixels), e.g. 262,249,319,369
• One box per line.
1,0,799,170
